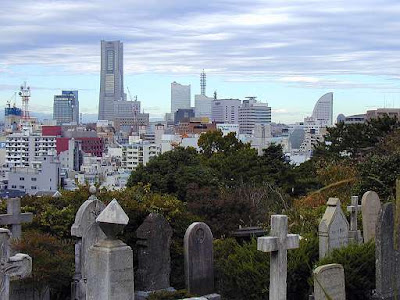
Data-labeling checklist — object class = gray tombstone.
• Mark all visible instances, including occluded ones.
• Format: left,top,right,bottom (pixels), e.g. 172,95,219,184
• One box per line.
313,264,346,300
361,191,381,243
0,198,33,239
0,228,32,300
86,199,134,300
70,187,106,300
257,215,300,300
347,196,362,244
319,198,349,259
184,222,214,296
135,213,173,296
375,202,400,299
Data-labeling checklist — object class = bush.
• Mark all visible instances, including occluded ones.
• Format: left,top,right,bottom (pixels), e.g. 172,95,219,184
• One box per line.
317,241,375,300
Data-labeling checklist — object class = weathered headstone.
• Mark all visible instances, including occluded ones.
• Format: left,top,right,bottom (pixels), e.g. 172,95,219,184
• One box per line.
347,196,363,244
184,222,215,296
313,264,346,300
70,186,106,300
0,228,32,300
361,191,381,243
375,202,400,299
319,198,349,259
257,215,300,300
0,198,33,239
135,213,174,299
86,199,134,300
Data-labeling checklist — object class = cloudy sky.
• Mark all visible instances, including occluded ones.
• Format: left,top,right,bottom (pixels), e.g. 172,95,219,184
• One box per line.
1,0,400,122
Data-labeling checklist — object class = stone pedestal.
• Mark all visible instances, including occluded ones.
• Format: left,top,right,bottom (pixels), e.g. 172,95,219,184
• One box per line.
87,239,134,300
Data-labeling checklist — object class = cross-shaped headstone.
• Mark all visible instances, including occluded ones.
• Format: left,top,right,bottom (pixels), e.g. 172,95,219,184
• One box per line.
0,228,32,299
0,198,33,239
347,196,362,243
257,215,300,300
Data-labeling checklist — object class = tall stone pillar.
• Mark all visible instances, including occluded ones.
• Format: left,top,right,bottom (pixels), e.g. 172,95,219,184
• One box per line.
86,199,134,300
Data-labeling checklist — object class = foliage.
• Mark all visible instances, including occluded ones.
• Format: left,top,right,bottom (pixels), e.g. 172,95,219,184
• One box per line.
147,290,193,300
198,130,247,158
12,230,74,299
317,241,375,300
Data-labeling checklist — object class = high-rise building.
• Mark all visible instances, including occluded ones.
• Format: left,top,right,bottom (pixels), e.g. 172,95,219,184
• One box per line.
310,92,333,126
171,82,191,115
194,94,213,119
53,90,79,124
238,97,271,134
98,40,124,121
211,99,241,124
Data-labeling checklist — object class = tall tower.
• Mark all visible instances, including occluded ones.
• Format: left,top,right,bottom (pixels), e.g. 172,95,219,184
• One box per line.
98,40,124,121
19,82,30,120
171,82,191,114
200,69,206,96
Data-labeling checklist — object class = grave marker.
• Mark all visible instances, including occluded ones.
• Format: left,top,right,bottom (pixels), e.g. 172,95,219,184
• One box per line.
257,215,300,300
361,191,381,243
0,198,33,239
313,264,346,300
347,196,362,244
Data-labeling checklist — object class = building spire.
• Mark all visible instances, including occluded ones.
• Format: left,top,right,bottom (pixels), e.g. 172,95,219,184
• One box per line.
200,69,206,96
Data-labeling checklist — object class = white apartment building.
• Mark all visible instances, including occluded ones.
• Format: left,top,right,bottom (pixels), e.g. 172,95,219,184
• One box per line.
239,98,271,134
211,99,241,124
5,133,56,168
171,82,191,114
121,141,161,170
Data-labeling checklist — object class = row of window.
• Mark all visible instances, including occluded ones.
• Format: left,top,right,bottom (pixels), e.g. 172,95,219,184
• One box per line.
19,177,37,181
11,185,37,190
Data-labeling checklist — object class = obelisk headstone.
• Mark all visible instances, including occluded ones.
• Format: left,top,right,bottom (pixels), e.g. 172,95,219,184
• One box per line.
313,264,346,300
86,199,134,300
257,215,300,300
71,186,106,300
184,222,215,296
319,198,349,259
361,191,381,243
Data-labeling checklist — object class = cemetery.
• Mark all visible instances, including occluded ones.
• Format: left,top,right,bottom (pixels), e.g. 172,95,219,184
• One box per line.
1,120,400,299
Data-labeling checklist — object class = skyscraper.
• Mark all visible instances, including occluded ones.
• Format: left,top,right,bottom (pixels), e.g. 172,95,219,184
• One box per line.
310,92,333,126
98,40,124,121
238,97,271,134
53,90,79,124
171,82,191,115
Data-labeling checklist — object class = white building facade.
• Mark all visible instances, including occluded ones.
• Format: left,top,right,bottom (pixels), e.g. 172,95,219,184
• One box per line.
211,99,241,124
121,141,161,170
171,82,191,115
239,98,271,134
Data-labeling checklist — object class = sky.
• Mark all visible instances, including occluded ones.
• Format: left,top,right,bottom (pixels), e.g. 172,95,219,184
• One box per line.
1,0,400,123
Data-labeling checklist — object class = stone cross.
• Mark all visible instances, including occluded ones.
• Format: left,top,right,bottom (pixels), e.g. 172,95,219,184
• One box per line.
361,191,381,243
0,228,32,300
0,198,33,239
70,186,105,300
313,264,346,300
347,196,362,244
257,215,300,300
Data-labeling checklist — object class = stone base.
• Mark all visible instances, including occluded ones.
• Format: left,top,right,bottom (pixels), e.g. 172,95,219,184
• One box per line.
87,239,134,300
181,294,221,300
135,287,176,300
11,281,50,300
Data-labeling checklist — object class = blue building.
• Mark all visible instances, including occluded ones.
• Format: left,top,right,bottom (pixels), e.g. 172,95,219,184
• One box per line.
53,90,79,124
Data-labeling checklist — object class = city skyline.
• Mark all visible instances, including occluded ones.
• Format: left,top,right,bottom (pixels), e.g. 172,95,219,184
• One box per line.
1,0,400,123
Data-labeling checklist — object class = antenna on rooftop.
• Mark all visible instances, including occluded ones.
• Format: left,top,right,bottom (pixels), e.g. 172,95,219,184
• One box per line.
200,69,206,96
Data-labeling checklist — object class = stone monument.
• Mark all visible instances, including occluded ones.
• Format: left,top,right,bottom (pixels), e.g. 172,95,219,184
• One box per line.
257,215,300,300
0,228,32,300
347,196,362,244
184,222,219,298
71,186,106,300
135,213,174,299
0,198,33,239
313,264,346,300
361,191,381,243
86,199,134,300
319,198,349,259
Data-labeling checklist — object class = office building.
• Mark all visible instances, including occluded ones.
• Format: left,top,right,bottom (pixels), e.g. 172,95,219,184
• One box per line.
98,40,124,121
174,108,195,124
121,141,161,170
211,99,241,124
195,94,213,119
53,90,79,124
310,92,333,126
171,82,191,115
239,97,271,134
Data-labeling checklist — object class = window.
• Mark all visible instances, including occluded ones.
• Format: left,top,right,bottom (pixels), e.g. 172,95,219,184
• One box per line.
19,185,24,189
31,186,37,190
31,178,37,181
11,185,16,189
19,177,25,181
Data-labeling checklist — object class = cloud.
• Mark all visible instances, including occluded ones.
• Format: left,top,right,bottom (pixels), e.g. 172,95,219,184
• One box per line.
1,0,400,90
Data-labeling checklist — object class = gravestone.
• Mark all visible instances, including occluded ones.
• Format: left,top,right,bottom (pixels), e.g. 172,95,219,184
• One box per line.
136,213,174,299
313,264,346,300
361,191,381,243
0,198,33,239
375,202,400,299
319,198,349,259
86,199,134,300
70,186,106,300
184,222,217,297
347,196,362,244
0,228,32,300
257,215,300,300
